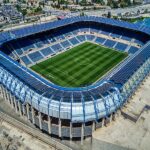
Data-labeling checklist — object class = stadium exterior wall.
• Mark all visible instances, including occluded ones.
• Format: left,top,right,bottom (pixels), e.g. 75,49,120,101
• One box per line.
0,16,150,141
0,56,150,140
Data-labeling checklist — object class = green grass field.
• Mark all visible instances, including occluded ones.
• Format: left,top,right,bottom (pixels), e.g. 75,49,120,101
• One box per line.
31,42,128,87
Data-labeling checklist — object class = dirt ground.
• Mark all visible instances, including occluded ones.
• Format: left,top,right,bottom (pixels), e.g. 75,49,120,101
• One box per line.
93,75,150,150
0,121,54,150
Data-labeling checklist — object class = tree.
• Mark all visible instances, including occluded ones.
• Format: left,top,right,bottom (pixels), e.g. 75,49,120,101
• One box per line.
39,1,45,7
22,9,27,17
95,0,105,5
3,0,9,3
80,12,85,16
34,6,42,13
126,0,131,6
120,1,128,8
16,5,27,18
16,4,21,12
112,1,118,8
107,11,111,18
79,0,87,6
64,1,69,9
144,9,148,14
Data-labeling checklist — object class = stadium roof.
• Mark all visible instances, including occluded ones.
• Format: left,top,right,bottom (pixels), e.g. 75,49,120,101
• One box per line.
0,16,150,46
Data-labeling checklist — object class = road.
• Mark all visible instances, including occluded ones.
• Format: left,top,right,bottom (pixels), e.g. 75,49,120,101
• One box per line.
83,4,150,16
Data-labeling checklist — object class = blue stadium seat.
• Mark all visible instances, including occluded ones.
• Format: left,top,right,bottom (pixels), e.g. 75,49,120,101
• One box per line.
86,35,95,41
28,51,43,62
69,37,79,45
110,44,150,84
8,42,24,55
34,39,44,48
134,39,144,46
61,40,71,48
103,39,116,48
21,56,32,65
121,35,132,41
95,37,105,44
128,46,139,54
51,43,63,52
41,47,54,56
115,42,128,51
77,35,86,42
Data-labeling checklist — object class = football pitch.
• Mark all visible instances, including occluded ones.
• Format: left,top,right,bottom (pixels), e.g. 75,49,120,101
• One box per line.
31,42,128,87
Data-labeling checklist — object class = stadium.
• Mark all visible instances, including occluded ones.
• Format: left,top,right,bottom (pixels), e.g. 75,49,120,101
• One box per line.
0,16,150,141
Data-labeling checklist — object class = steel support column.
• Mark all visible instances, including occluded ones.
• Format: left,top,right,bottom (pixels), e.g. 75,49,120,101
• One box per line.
81,123,84,144
31,107,35,124
18,101,22,116
39,112,42,130
59,119,62,138
48,116,51,134
26,103,30,120
70,122,72,140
